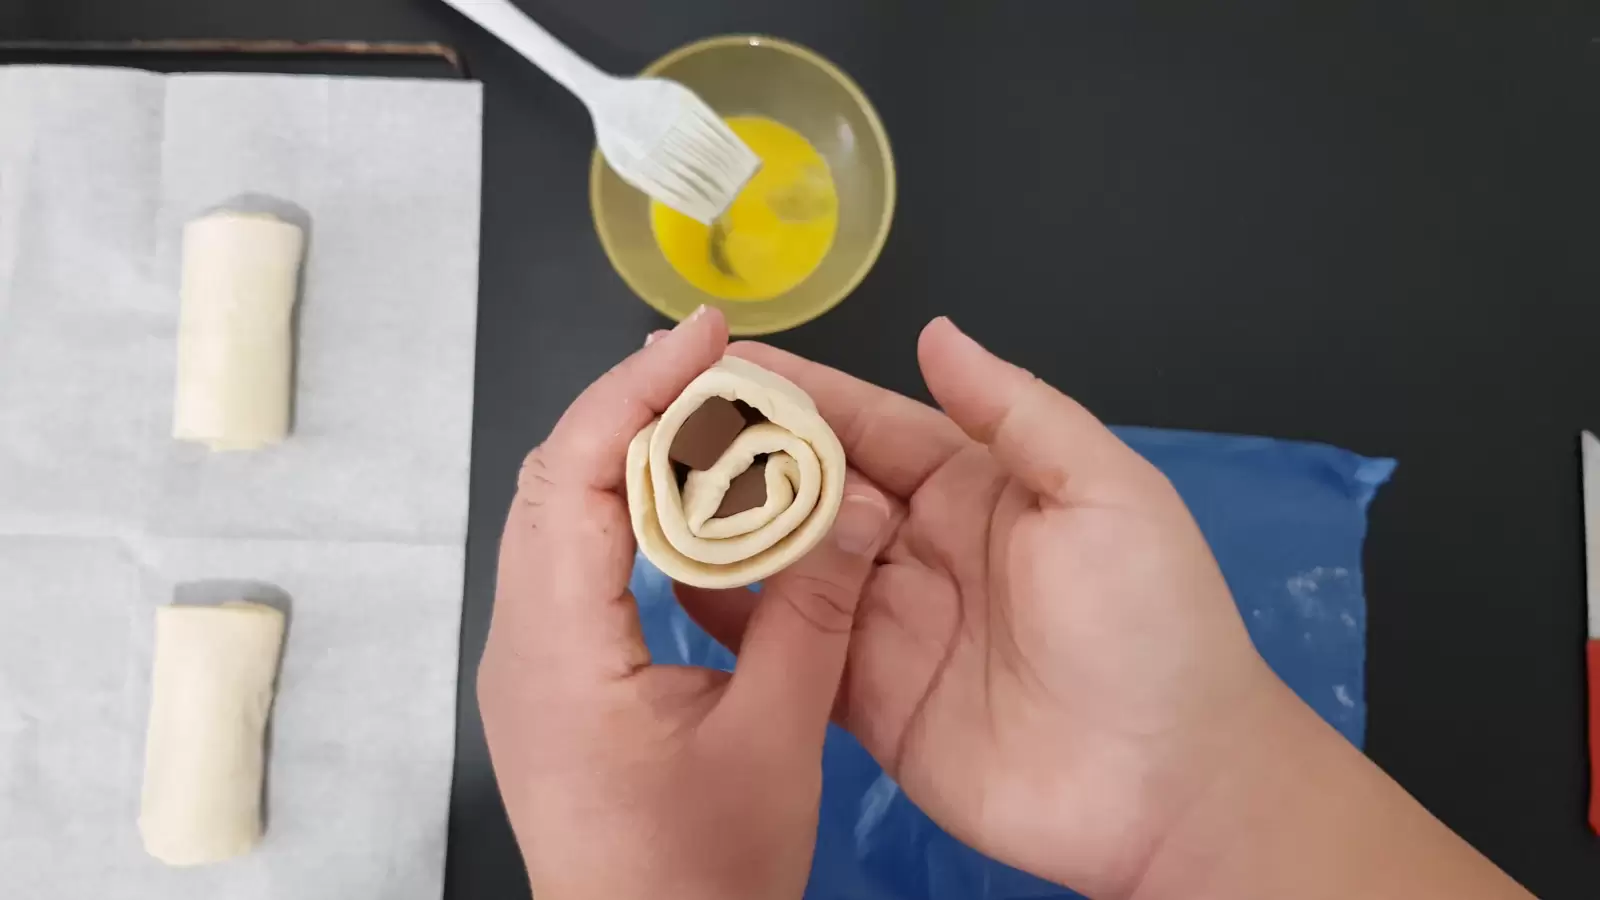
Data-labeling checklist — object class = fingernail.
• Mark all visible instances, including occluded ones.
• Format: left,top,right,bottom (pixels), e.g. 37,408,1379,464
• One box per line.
644,329,670,347
832,495,891,556
676,305,709,330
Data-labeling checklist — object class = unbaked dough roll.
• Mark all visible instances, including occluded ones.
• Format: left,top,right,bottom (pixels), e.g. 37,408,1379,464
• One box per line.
626,356,846,588
172,210,305,451
139,602,286,867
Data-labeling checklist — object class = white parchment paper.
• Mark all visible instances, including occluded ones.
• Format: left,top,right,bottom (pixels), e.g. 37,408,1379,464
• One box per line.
0,66,483,900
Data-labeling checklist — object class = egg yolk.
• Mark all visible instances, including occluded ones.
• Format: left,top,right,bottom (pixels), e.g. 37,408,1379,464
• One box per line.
650,116,838,302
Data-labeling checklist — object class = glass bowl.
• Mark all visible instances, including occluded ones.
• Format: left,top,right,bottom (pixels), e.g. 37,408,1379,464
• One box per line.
590,35,896,336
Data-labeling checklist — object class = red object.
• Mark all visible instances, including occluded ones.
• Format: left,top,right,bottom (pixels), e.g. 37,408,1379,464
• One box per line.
1590,641,1600,834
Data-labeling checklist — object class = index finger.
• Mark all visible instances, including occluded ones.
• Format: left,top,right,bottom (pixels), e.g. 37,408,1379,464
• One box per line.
727,341,969,498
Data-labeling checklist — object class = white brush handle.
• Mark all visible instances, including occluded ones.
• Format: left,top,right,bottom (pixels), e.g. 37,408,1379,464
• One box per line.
444,0,612,105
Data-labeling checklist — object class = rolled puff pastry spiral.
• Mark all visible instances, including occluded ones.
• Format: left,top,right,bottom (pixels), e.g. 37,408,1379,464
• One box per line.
626,356,846,589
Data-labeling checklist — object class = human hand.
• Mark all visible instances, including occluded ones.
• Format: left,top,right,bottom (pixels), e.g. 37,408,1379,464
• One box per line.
677,318,1291,898
478,308,899,900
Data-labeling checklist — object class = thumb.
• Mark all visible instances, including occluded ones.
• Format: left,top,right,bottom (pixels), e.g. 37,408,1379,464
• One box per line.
917,316,1159,507
718,473,895,747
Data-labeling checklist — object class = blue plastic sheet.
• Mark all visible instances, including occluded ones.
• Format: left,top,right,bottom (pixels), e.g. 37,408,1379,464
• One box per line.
629,427,1395,900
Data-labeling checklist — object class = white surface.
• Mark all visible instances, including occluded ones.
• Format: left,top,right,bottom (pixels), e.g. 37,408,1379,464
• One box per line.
445,0,760,223
1584,431,1600,639
0,66,482,899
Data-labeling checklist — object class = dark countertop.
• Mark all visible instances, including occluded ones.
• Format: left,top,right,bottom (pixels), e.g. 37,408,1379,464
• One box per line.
8,1,1600,897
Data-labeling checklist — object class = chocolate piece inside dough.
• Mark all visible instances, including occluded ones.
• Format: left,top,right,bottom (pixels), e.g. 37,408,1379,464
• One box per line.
734,400,767,426
669,397,748,470
714,459,769,518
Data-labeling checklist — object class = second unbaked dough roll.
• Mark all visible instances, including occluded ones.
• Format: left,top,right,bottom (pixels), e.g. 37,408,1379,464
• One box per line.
626,356,845,588
139,602,286,867
172,210,305,451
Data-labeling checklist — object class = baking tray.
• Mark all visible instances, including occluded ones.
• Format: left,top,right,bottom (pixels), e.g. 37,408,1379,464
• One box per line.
0,38,469,79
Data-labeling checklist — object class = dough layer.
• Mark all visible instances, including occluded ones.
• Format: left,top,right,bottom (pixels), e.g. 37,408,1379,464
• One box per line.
626,357,845,588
